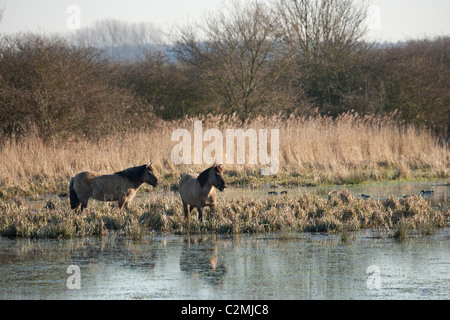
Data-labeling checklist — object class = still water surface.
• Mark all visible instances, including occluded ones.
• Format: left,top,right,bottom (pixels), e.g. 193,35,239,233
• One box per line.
1,229,449,300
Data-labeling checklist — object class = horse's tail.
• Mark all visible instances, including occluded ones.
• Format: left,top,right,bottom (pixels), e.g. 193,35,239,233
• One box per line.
69,177,80,209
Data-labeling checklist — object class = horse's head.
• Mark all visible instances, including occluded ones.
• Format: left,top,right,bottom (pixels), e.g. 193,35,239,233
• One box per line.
143,163,158,187
209,164,226,191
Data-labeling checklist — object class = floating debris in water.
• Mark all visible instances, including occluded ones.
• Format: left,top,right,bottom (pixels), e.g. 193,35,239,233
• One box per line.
420,190,434,196
268,190,287,196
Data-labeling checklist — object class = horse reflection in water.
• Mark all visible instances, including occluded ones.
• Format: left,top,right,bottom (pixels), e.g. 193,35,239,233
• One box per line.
179,236,227,287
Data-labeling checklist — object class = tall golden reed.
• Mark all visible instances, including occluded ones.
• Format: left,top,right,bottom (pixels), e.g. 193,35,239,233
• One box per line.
0,113,448,196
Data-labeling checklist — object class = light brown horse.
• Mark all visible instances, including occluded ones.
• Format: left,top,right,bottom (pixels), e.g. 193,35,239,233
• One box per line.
70,164,157,211
179,165,226,221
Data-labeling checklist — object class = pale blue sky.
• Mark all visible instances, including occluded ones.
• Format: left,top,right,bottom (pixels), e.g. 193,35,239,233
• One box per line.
0,0,449,42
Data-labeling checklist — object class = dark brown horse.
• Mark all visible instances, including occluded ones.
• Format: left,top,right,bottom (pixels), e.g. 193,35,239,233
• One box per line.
178,164,226,221
70,163,157,211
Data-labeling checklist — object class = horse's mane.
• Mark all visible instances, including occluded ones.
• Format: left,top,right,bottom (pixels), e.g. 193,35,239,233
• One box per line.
197,166,222,188
115,165,146,184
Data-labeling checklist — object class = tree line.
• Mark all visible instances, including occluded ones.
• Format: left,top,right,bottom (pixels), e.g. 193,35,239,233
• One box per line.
0,0,448,142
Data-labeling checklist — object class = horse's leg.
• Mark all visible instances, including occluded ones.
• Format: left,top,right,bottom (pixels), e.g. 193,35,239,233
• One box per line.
124,192,136,210
80,200,88,212
183,201,190,220
78,194,89,212
197,207,203,222
209,204,216,219
118,197,128,210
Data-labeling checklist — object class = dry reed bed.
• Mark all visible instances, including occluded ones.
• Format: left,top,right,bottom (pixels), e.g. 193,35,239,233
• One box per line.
0,190,448,239
0,113,448,198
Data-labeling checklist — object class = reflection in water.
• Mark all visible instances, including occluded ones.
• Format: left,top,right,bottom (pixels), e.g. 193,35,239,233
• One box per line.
179,236,227,287
1,229,449,300
69,237,159,271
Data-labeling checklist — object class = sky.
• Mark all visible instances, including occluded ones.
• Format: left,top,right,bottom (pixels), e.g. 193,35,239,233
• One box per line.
0,0,449,43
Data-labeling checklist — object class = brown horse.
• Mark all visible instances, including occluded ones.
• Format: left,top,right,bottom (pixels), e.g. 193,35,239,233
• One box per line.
179,165,226,221
70,164,157,211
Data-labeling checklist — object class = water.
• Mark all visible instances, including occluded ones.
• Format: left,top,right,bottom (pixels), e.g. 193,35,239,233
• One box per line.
3,180,449,300
1,229,449,300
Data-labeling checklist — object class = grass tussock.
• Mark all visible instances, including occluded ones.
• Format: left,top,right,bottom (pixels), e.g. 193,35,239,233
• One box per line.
0,114,448,198
0,190,447,239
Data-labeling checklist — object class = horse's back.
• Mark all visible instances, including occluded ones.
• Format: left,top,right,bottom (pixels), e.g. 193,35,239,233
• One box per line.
73,171,102,188
179,173,216,207
179,174,198,202
91,173,128,201
72,171,120,200
74,170,102,181
179,174,195,188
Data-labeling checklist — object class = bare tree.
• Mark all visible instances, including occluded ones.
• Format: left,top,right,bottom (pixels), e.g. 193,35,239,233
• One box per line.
173,1,294,119
277,0,369,59
277,0,370,112
0,34,142,140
